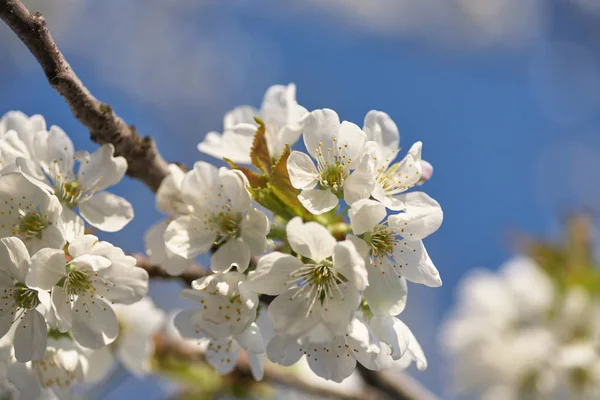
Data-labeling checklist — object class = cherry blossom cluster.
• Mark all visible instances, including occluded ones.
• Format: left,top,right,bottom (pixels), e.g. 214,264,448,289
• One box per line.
442,257,600,399
157,84,443,381
0,112,158,399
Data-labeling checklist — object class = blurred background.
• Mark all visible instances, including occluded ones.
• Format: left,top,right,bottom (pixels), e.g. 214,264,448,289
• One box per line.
3,0,600,398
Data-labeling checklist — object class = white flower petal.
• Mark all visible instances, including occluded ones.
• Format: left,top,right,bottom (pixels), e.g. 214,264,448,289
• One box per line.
70,254,111,272
266,335,303,366
26,248,66,291
78,144,127,192
84,347,115,383
211,238,251,273
287,151,319,190
116,332,153,377
0,237,30,283
155,164,186,215
234,323,265,354
78,191,134,232
333,240,368,291
326,338,358,383
268,290,320,337
60,207,85,243
343,155,375,205
71,297,119,349
319,284,361,337
247,351,265,381
144,221,191,275
14,311,47,362
346,318,381,369
247,252,302,295
298,188,338,215
348,199,386,235
205,337,241,375
364,258,408,316
303,109,341,160
363,110,400,157
395,320,427,370
286,217,336,261
68,234,99,258
219,168,252,213
51,286,73,332
94,263,148,305
393,240,442,287
370,316,410,360
240,208,269,256
197,125,255,164
224,105,258,128
164,216,216,259
40,126,75,178
337,121,367,161
387,192,443,240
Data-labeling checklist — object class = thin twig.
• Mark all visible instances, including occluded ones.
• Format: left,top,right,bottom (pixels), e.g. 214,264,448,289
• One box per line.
154,333,389,400
133,254,210,286
358,365,440,400
0,0,170,192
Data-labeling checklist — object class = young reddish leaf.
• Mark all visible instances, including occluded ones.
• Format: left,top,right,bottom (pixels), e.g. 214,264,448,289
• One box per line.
224,158,268,189
250,117,272,174
269,145,307,219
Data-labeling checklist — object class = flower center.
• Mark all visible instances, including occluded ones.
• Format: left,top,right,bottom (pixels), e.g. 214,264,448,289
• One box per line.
291,261,344,309
363,225,396,258
12,284,40,310
314,140,351,194
56,180,83,208
62,264,94,297
318,163,346,193
212,212,242,246
0,283,40,313
376,159,419,196
13,212,49,239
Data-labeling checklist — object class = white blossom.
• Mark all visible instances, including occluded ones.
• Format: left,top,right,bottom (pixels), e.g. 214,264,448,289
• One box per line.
287,108,375,214
203,323,266,381
266,318,380,382
32,337,88,395
198,83,308,163
368,315,427,371
174,271,258,339
247,217,367,340
441,257,600,399
0,237,49,362
0,170,66,254
361,110,430,210
26,140,132,233
164,161,269,273
174,272,265,380
144,164,192,275
0,111,132,233
25,235,148,349
348,196,443,302
86,297,166,381
0,111,46,175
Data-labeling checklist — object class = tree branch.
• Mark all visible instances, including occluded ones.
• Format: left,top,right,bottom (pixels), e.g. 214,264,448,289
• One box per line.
136,255,436,400
0,0,170,192
358,366,440,400
134,254,209,286
154,333,389,400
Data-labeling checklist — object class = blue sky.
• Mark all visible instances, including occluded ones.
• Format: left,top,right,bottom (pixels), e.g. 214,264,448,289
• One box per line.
2,1,600,398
